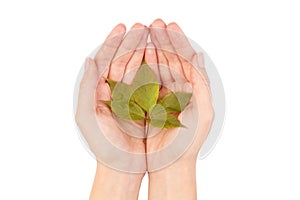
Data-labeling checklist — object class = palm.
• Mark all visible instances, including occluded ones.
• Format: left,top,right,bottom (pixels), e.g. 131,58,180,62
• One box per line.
95,84,145,154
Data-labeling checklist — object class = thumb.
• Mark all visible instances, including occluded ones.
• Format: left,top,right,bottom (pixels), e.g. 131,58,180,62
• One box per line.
190,53,212,110
76,58,99,117
192,52,210,87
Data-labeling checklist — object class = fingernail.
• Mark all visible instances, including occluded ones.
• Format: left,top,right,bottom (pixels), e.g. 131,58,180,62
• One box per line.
85,58,90,71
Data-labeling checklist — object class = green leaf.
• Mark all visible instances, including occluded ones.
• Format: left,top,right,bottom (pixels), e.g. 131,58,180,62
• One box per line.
128,101,146,120
132,83,159,112
129,62,159,112
149,107,186,128
104,62,189,129
111,100,145,120
158,92,192,112
148,104,167,128
106,79,117,92
111,82,132,101
111,100,131,120
163,114,186,128
132,63,158,87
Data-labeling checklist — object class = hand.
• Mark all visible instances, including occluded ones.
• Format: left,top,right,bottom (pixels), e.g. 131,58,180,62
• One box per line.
75,23,148,199
145,19,214,199
75,19,214,200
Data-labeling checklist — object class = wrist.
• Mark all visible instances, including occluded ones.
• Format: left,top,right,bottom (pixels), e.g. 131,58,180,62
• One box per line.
149,158,196,179
90,162,144,200
148,159,197,200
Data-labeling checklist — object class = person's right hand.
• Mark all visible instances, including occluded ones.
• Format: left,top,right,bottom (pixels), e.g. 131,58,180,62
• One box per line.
75,23,149,174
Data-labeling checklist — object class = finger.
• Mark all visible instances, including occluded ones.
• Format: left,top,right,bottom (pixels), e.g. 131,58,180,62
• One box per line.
109,23,147,81
167,22,199,82
77,58,99,115
150,19,173,52
150,25,173,85
178,51,209,86
157,48,173,85
167,22,196,64
150,19,185,82
189,53,212,109
193,52,210,86
122,28,149,84
145,42,161,84
96,69,110,101
94,24,126,75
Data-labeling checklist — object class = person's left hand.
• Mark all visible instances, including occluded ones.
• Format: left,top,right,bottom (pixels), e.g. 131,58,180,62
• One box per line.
145,19,214,172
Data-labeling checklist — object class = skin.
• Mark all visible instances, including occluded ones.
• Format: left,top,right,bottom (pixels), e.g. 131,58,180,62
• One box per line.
145,19,214,200
76,23,149,199
76,19,213,200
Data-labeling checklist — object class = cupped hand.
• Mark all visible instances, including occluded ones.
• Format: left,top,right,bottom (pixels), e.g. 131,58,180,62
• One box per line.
75,23,149,173
145,19,214,172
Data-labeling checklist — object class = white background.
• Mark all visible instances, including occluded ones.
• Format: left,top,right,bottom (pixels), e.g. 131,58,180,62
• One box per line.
0,0,299,199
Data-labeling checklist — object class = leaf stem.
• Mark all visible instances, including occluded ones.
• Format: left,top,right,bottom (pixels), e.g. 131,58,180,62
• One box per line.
143,115,148,171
